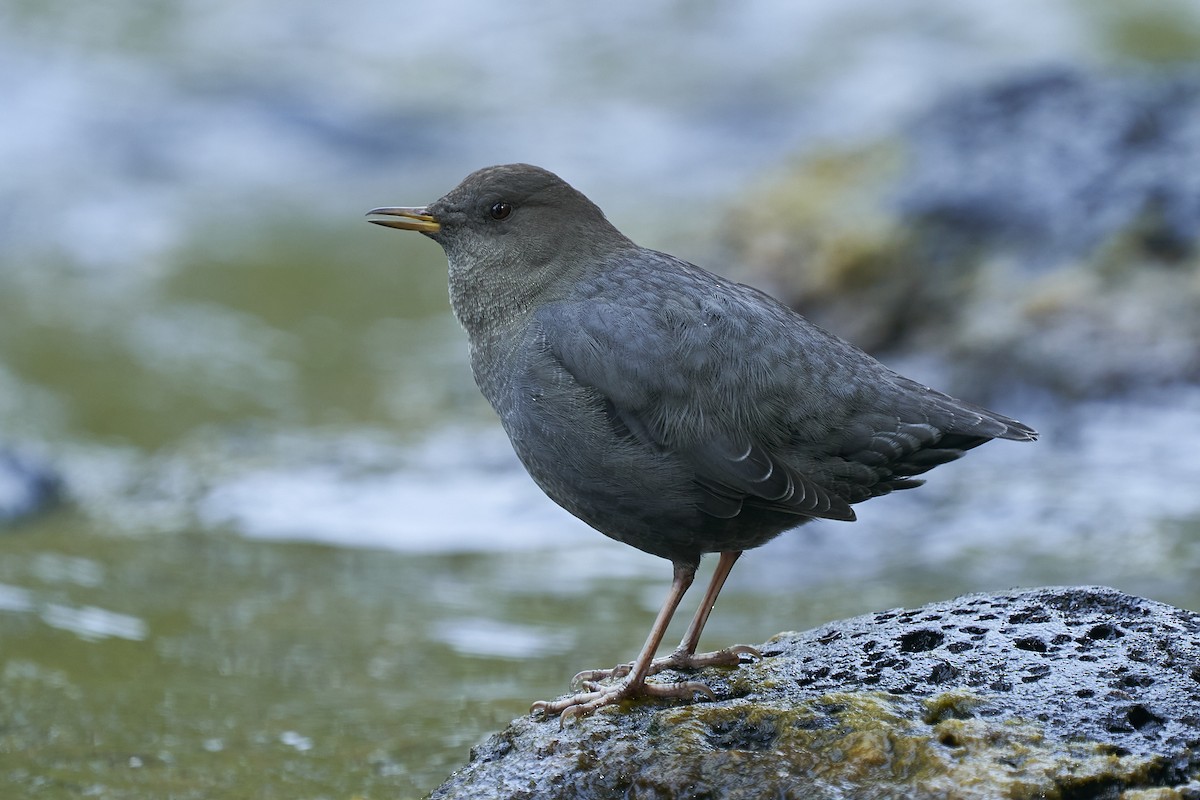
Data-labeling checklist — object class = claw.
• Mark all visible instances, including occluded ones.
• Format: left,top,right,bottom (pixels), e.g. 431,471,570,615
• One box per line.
641,679,716,701
648,643,762,675
713,644,760,662
559,704,587,726
567,644,760,691
572,663,633,685
531,689,602,716
531,675,718,725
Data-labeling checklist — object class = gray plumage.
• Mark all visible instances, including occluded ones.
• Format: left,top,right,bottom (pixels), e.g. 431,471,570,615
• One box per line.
373,163,1036,568
370,163,1037,720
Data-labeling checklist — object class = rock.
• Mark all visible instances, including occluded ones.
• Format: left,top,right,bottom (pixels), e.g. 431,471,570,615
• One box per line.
723,67,1200,400
0,448,61,526
901,69,1200,266
429,586,1200,800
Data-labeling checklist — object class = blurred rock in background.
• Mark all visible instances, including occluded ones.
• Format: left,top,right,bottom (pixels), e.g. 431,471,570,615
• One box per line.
723,67,1200,402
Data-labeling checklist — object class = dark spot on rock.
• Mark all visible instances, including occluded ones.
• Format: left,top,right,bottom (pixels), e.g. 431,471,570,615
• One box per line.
1106,717,1134,734
1043,588,1147,617
875,656,908,671
1191,666,1200,684
817,631,842,645
938,731,960,747
1055,775,1136,798
1014,636,1048,653
1126,704,1165,732
1086,623,1125,641
977,613,998,621
1051,634,1073,645
1007,609,1051,624
946,641,972,654
814,702,845,716
793,714,837,731
471,736,511,763
1076,689,1095,698
962,626,988,636
1120,674,1155,689
928,662,959,685
795,666,830,687
898,629,944,652
706,715,780,751
990,679,1012,692
1021,665,1052,683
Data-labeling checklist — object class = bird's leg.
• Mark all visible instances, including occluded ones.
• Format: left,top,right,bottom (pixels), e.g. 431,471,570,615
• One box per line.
660,550,761,669
574,550,759,684
532,562,715,723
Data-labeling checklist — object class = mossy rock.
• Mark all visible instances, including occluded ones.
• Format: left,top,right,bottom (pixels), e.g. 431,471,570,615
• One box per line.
429,586,1200,799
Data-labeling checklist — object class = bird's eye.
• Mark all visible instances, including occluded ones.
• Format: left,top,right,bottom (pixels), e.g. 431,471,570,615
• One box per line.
489,202,513,221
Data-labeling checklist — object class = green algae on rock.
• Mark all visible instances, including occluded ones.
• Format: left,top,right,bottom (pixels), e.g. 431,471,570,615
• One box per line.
428,586,1200,800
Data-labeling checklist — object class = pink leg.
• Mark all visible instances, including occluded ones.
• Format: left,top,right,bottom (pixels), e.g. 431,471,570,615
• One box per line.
674,550,745,658
572,551,760,686
531,562,716,723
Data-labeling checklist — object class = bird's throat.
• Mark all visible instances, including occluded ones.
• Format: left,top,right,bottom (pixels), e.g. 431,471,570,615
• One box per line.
447,256,546,341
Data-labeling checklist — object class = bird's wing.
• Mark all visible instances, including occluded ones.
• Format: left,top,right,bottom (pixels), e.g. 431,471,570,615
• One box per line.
533,276,857,522
682,432,857,520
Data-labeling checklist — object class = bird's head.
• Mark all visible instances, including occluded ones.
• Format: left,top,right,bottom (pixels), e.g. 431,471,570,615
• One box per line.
369,163,632,331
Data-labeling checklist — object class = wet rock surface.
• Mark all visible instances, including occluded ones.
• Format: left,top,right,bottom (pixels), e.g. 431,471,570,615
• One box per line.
0,448,61,526
429,586,1200,800
725,67,1200,399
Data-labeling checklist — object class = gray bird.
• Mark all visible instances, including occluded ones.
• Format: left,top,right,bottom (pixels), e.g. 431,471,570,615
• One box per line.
368,163,1036,722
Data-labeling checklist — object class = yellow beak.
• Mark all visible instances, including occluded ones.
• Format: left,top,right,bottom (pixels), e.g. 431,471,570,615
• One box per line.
366,206,441,233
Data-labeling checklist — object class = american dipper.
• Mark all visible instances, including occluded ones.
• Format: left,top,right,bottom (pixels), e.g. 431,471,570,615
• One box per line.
368,164,1037,722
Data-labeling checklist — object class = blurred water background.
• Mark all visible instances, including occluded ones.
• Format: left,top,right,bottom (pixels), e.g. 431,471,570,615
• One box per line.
3,1,1200,797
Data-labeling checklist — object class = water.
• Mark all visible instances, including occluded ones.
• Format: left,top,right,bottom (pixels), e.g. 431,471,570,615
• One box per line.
2,1,1200,797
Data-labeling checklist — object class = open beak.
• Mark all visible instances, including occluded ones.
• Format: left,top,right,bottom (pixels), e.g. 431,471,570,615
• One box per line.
366,206,441,233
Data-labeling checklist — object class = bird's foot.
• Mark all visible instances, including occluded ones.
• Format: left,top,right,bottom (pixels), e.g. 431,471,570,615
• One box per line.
651,643,763,674
531,675,715,725
572,644,761,685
